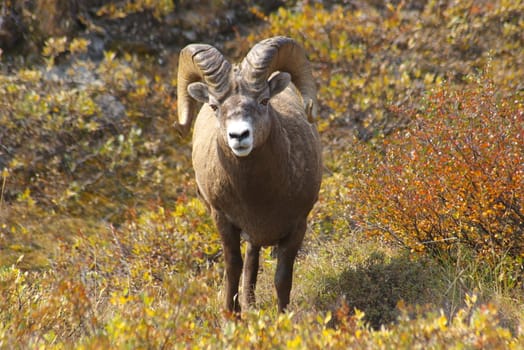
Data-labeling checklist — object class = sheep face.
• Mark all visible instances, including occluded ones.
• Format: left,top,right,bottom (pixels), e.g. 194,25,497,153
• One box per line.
187,71,291,157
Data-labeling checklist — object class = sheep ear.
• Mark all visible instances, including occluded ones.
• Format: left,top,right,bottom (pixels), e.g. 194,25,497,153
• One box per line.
268,72,291,98
187,82,210,103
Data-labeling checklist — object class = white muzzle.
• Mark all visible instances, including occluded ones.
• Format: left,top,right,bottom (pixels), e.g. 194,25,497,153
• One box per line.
227,120,253,157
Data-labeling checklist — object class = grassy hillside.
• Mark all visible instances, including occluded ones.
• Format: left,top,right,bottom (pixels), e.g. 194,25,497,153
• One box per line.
0,0,523,348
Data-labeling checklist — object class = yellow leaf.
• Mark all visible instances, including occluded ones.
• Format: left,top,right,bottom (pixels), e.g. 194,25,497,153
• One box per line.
324,311,332,325
437,314,447,330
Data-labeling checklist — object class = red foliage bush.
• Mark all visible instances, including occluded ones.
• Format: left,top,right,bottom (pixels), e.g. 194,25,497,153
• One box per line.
348,76,523,260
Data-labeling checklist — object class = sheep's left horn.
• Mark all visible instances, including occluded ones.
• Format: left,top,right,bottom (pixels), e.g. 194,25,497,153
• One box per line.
176,44,231,136
241,36,318,122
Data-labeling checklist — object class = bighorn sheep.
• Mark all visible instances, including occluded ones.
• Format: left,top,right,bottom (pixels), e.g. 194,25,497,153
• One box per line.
176,36,322,313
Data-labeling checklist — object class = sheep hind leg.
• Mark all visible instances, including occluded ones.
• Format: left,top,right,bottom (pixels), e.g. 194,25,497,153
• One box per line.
242,242,260,309
214,211,243,315
274,220,306,313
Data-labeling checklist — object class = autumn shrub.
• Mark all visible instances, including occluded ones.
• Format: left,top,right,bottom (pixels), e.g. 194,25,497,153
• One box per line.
2,150,523,347
346,75,523,264
0,196,223,347
96,0,175,19
2,259,521,348
249,1,524,139
0,37,187,223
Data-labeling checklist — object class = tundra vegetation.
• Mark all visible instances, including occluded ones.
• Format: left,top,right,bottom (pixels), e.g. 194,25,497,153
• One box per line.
0,0,523,348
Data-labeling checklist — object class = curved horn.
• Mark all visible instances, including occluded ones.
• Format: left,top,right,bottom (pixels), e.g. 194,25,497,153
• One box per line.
176,44,231,136
241,36,318,122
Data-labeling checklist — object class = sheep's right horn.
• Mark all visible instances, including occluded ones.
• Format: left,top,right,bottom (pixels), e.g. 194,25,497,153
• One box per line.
241,36,318,122
176,44,231,136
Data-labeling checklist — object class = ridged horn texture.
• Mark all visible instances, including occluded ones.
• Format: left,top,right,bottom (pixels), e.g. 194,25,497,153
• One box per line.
241,36,318,122
176,44,231,136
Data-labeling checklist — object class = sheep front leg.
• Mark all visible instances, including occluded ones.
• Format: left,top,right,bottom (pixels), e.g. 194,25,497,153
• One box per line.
242,242,261,308
274,220,306,313
214,211,243,314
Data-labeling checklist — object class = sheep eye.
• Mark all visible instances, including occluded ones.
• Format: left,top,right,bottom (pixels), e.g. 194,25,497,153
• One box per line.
259,98,269,106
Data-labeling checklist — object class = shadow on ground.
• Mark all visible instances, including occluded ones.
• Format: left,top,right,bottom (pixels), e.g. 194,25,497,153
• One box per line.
318,251,438,329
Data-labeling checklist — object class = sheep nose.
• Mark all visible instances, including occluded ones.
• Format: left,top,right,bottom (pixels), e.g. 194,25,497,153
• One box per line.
228,129,250,141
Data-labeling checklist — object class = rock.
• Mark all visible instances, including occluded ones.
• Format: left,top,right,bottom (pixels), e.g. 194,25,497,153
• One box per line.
0,8,22,51
95,94,127,131
85,34,107,61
